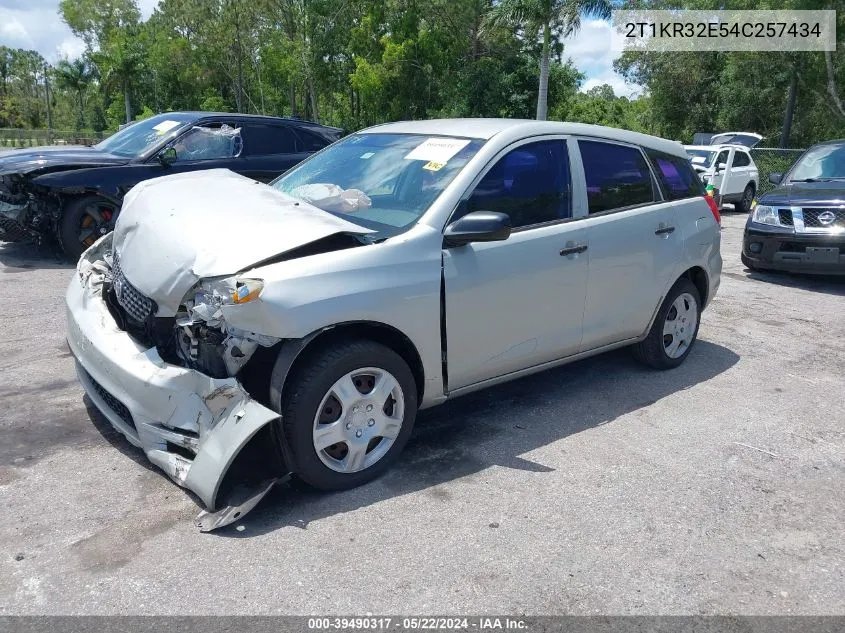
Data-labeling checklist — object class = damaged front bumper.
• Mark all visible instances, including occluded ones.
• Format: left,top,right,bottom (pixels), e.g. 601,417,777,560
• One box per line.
0,178,39,243
66,244,286,529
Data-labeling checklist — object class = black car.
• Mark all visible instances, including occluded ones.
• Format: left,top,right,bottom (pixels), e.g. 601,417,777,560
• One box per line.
0,112,342,259
742,139,845,275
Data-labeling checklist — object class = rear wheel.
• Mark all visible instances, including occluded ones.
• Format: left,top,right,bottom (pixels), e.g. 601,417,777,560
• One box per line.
277,339,418,491
634,278,701,370
736,184,755,214
59,195,119,260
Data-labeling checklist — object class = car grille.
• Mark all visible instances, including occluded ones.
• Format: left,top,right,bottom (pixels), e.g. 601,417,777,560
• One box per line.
802,208,845,229
778,209,793,226
82,367,136,431
112,252,154,322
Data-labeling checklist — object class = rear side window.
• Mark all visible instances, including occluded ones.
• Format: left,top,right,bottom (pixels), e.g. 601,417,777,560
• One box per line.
464,140,571,228
240,124,298,156
578,140,655,213
732,151,751,167
295,129,331,152
646,149,705,201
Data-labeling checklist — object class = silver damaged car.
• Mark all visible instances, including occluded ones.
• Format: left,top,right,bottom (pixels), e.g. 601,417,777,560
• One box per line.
66,119,722,529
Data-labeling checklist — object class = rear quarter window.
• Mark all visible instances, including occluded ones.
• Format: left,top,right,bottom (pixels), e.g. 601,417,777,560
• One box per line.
646,149,705,201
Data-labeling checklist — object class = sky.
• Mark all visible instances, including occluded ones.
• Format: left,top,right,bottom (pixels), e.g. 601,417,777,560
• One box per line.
0,0,639,99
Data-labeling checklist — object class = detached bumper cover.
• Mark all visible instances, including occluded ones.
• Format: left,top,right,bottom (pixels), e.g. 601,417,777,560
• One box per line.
743,224,845,274
66,272,280,511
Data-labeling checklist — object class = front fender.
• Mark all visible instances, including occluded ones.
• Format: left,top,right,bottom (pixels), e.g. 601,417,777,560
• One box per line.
31,166,130,203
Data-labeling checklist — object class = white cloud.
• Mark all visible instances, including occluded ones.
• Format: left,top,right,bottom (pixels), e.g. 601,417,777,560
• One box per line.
0,0,160,62
0,16,34,48
56,36,86,60
561,18,642,99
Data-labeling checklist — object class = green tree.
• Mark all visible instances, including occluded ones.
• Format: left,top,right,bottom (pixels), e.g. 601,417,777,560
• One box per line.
60,0,143,124
485,0,611,120
54,58,96,130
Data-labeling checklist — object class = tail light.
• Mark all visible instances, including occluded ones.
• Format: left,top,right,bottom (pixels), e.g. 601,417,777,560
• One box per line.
704,195,721,226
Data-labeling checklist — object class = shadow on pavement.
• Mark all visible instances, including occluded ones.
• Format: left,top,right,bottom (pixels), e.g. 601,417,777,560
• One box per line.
742,267,845,296
211,339,739,537
0,241,72,271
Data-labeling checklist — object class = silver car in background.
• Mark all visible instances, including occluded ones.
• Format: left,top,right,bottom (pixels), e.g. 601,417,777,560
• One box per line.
66,119,722,528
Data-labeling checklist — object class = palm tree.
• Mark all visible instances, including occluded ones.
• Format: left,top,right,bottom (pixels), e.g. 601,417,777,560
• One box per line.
486,0,611,120
55,58,95,131
92,31,145,124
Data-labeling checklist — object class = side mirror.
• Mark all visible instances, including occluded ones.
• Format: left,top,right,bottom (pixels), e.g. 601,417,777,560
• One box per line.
768,172,783,185
444,211,511,247
158,146,177,166
716,162,728,172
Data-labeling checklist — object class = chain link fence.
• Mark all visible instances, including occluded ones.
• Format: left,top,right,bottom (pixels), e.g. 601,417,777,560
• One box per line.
0,128,108,149
750,147,806,195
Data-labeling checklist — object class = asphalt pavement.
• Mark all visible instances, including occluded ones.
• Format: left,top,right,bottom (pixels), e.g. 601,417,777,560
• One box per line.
0,213,843,614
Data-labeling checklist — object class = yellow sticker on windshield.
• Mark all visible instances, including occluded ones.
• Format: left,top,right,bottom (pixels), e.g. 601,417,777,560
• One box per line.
423,161,445,171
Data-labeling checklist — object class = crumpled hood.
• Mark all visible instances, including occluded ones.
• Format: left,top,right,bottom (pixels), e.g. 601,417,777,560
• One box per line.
0,145,128,176
114,169,372,314
760,180,845,207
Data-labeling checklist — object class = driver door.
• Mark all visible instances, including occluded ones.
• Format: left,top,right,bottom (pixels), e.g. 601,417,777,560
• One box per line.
443,138,589,391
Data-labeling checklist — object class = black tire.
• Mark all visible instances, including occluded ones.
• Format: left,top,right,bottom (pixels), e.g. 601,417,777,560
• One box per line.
276,339,418,491
59,195,120,261
633,278,701,370
736,183,755,214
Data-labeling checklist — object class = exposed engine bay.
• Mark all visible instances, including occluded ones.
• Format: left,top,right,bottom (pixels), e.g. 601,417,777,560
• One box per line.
0,174,55,243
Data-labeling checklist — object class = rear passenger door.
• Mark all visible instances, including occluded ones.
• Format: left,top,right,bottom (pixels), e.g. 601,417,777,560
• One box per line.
725,148,754,198
236,122,312,182
575,139,684,350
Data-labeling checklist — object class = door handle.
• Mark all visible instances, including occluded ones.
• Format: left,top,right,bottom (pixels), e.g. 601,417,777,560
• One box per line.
654,226,676,236
559,243,588,256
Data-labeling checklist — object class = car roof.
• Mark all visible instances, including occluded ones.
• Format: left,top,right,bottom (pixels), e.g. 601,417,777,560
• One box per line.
811,138,845,147
157,111,341,132
364,118,688,158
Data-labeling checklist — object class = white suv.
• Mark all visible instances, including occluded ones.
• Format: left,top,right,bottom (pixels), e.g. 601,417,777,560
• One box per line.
685,144,760,213
67,119,723,528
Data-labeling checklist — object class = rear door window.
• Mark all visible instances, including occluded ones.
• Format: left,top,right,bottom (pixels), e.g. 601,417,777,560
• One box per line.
646,149,705,201
295,129,331,152
240,124,298,156
732,151,751,167
578,140,656,213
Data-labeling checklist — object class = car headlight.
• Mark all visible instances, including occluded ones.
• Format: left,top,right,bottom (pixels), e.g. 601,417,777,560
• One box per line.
199,276,264,305
751,204,779,226
179,276,264,327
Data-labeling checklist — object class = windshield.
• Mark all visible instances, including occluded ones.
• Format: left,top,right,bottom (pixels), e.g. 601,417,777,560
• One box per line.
95,113,197,157
272,133,484,237
687,149,717,168
788,144,845,182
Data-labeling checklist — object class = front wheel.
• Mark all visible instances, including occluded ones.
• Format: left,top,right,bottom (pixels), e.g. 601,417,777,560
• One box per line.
633,279,701,370
59,195,119,260
277,339,418,491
